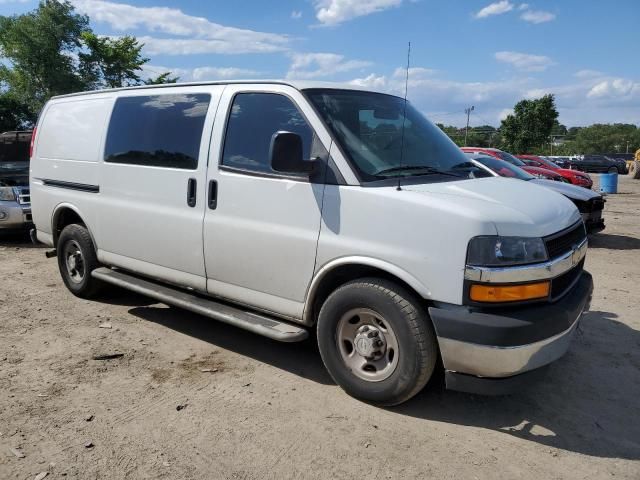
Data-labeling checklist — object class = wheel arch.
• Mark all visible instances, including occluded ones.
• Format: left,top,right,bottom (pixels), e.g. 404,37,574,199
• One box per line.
303,257,431,326
51,203,97,249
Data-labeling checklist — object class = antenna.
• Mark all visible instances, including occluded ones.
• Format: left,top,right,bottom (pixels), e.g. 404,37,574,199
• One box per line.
397,41,411,191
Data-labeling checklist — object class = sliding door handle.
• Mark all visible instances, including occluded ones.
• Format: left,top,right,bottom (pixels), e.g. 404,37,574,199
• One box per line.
208,179,218,210
187,178,197,207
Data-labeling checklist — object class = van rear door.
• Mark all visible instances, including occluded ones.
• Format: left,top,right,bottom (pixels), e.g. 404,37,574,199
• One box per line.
96,86,223,291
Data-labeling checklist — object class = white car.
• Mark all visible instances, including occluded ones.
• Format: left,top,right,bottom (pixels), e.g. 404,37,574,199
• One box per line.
30,81,592,405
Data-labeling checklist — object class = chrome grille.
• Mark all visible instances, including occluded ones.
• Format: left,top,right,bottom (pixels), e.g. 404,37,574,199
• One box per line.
544,222,587,259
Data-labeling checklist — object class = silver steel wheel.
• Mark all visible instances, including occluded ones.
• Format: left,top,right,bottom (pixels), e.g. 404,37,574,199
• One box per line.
336,308,400,382
63,240,85,284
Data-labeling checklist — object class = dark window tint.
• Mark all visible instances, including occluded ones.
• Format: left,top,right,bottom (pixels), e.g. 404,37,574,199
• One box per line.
105,94,210,169
222,93,313,173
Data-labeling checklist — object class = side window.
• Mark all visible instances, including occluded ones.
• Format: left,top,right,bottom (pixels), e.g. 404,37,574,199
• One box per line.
222,93,313,174
104,93,211,169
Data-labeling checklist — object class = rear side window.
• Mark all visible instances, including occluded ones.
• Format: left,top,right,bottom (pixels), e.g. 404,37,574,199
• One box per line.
221,93,313,173
104,94,210,169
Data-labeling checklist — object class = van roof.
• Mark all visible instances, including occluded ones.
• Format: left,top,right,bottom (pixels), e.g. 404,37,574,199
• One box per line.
50,80,394,100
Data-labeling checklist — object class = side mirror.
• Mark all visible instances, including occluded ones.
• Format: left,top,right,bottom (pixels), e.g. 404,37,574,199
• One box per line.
270,131,315,174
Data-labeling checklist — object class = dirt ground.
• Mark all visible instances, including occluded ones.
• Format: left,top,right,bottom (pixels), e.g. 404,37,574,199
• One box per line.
1,175,639,480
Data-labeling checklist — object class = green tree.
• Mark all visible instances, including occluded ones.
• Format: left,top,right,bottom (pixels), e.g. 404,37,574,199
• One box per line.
79,32,149,89
0,0,90,123
0,91,31,131
566,124,640,154
0,1,153,128
500,94,559,153
144,71,180,85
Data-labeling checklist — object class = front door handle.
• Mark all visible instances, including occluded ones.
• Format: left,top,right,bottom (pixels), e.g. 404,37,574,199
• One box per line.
208,179,218,210
187,178,197,207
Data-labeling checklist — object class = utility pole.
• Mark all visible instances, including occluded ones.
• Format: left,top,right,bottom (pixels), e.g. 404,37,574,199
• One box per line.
627,140,630,154
464,106,474,146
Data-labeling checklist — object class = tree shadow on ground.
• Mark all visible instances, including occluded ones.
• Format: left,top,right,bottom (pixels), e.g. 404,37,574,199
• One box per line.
589,233,640,250
394,310,640,461
121,300,639,460
0,230,46,249
128,304,333,385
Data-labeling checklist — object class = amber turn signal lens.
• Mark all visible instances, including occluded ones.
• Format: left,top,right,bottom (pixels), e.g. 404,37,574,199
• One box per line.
470,281,550,303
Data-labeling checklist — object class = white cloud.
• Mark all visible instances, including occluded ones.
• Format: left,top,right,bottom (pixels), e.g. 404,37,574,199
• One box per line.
191,67,261,80
475,1,513,19
314,0,403,26
138,36,284,55
71,0,289,54
494,51,554,72
518,3,529,10
587,78,638,99
286,52,371,79
346,66,640,127
349,74,388,89
520,9,556,23
141,64,262,82
392,67,437,79
291,10,303,19
574,69,603,79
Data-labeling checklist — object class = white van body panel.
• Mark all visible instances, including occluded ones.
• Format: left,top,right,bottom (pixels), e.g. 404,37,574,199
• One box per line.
203,84,329,318
30,95,113,242
30,80,581,325
94,85,225,291
315,177,579,306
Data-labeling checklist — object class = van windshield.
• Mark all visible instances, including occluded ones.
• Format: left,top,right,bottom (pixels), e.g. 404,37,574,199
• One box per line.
305,89,471,182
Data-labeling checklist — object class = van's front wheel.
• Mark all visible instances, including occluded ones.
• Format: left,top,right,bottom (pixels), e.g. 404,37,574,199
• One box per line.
317,278,438,406
57,224,104,298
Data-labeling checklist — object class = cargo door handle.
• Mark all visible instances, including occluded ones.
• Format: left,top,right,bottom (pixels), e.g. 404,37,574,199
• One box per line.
187,178,197,207
208,179,218,210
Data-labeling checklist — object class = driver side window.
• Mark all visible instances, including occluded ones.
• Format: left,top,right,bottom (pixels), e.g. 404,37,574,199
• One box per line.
221,93,314,174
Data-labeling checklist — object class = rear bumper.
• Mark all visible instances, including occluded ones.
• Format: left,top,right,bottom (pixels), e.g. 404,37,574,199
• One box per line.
429,271,593,394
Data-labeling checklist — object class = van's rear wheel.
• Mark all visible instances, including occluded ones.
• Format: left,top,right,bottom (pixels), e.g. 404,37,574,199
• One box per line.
317,278,438,406
57,224,104,298
607,166,618,173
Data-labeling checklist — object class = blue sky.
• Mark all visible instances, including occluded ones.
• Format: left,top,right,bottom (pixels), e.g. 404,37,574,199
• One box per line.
2,0,639,127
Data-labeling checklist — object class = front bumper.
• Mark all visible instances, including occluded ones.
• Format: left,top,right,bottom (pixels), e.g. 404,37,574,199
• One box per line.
429,271,593,394
0,201,32,230
581,211,605,233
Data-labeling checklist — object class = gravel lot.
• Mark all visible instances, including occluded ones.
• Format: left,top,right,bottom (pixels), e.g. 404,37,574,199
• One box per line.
1,175,639,480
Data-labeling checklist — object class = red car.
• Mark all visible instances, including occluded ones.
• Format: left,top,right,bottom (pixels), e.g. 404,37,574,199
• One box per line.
460,147,567,182
516,155,593,189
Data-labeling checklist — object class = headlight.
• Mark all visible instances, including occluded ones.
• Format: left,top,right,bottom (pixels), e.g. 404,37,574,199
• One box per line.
0,187,17,202
467,236,548,266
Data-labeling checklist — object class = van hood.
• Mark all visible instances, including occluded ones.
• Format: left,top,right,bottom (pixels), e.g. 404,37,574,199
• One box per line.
401,177,581,237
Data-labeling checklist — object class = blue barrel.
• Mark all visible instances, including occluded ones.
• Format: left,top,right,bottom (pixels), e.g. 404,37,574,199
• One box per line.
600,172,618,194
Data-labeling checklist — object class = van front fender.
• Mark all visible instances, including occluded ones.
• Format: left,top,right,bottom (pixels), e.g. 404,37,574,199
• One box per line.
303,256,432,325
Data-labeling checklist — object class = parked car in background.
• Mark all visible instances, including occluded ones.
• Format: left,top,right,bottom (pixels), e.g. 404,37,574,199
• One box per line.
460,147,568,182
0,131,32,232
547,156,572,168
516,154,593,189
465,153,605,233
571,155,628,174
30,81,593,404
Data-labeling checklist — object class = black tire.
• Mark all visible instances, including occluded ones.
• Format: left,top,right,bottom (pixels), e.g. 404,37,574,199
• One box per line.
57,224,104,298
317,277,438,406
607,166,618,174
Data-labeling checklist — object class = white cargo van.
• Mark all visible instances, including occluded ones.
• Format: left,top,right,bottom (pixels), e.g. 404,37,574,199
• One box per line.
30,81,592,405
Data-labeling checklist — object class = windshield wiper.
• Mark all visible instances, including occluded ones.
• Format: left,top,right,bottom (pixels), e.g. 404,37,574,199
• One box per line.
374,165,463,178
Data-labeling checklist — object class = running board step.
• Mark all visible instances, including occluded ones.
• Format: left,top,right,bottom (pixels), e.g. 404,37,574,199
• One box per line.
91,268,308,342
